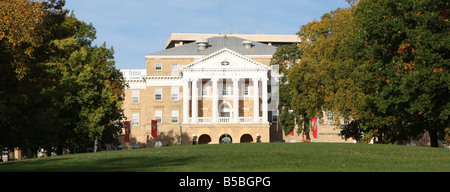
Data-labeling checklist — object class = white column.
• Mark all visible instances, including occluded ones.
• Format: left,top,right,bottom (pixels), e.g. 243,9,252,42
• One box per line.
212,78,219,123
233,78,240,123
253,78,260,123
191,78,198,124
182,79,190,124
262,77,269,123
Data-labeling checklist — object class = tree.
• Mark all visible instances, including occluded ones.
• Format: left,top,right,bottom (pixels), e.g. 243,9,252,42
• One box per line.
43,11,126,153
353,0,449,146
273,7,359,138
273,0,448,147
272,44,301,135
0,0,58,153
0,0,125,155
54,38,126,153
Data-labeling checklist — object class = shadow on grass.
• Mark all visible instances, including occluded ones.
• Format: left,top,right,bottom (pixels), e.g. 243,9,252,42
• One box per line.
0,155,197,172
90,156,197,172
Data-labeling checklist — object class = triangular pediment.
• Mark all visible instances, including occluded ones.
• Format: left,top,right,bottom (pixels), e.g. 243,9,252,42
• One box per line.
180,48,271,71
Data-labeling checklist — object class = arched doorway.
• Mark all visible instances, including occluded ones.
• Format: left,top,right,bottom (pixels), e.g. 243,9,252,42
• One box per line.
240,134,253,143
219,102,232,117
198,134,212,144
219,134,233,144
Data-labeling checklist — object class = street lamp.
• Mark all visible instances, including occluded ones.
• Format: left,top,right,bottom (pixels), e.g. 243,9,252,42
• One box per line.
192,134,197,145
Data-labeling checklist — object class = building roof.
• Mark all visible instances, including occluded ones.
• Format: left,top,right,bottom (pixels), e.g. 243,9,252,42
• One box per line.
165,33,300,49
146,36,278,57
180,48,271,71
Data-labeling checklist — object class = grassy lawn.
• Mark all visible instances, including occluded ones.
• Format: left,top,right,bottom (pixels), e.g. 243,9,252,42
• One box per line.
1,143,449,172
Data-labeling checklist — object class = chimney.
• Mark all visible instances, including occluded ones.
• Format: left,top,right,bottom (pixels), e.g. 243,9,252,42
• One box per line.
243,40,253,49
196,38,208,51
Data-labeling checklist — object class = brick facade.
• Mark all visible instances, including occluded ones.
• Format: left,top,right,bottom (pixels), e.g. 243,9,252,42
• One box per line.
120,33,353,148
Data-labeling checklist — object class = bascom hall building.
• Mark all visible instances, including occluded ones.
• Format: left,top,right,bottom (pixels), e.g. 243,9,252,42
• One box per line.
119,33,353,148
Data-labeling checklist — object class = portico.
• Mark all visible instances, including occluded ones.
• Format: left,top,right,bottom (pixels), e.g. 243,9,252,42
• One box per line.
181,48,270,125
182,77,269,125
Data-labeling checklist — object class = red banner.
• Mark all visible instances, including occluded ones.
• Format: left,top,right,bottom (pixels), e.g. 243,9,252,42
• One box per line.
124,121,131,142
151,120,158,138
311,117,318,139
290,128,295,136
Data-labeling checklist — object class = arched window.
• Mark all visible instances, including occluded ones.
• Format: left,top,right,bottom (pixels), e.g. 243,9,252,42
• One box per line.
198,134,212,144
240,134,253,143
219,102,231,117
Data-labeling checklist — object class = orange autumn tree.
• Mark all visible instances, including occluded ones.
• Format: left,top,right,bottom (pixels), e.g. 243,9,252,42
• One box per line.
0,0,46,78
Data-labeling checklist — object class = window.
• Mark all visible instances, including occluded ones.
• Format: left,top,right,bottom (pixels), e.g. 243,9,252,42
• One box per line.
155,87,162,101
155,110,162,124
219,103,231,117
132,90,140,103
202,84,209,96
272,109,279,122
222,85,233,96
222,85,227,95
272,85,279,101
129,70,141,79
171,63,178,71
171,110,179,123
171,87,179,100
327,111,334,124
272,63,280,72
155,63,162,71
132,112,139,126
243,84,249,96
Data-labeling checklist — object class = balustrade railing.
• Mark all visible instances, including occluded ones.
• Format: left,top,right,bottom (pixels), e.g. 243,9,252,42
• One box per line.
188,117,262,124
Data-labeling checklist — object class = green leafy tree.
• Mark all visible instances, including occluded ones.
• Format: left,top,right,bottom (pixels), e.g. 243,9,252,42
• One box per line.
353,0,449,146
46,12,126,153
0,0,61,152
0,0,125,155
273,7,359,138
272,44,301,135
273,0,448,147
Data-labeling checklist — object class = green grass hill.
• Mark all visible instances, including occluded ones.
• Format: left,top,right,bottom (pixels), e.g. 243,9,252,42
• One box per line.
1,143,449,172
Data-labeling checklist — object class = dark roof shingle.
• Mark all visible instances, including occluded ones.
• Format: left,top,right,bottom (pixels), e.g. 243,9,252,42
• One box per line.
146,36,277,56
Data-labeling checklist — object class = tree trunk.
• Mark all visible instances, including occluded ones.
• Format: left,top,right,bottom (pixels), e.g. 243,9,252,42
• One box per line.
303,116,311,141
46,147,52,157
429,130,439,148
56,145,63,155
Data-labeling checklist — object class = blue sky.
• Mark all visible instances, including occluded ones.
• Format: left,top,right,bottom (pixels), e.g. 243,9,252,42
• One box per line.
65,0,350,69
